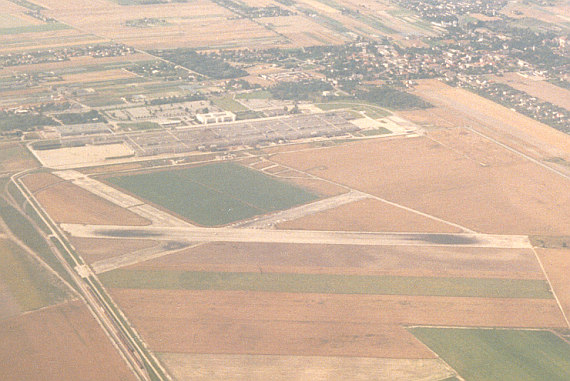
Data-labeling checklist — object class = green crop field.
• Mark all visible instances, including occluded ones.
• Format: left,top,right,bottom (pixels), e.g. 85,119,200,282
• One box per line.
409,328,570,381
0,239,68,312
0,23,70,35
100,269,552,298
105,162,319,226
212,95,249,112
236,90,272,100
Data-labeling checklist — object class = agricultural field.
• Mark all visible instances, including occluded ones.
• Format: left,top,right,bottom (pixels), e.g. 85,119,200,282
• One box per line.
105,162,319,226
0,142,38,173
126,241,546,280
36,0,285,50
0,238,68,319
101,268,552,298
410,328,570,381
157,353,454,381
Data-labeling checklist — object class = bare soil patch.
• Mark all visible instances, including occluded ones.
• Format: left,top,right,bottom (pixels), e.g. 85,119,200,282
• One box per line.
70,237,158,264
271,134,570,235
0,301,136,381
131,241,544,279
34,181,150,226
21,172,62,192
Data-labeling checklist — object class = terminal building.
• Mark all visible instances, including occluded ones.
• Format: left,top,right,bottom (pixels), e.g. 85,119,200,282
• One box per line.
196,111,236,124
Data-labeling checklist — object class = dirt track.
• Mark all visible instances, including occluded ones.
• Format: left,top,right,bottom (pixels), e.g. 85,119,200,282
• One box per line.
131,242,544,280
0,301,136,381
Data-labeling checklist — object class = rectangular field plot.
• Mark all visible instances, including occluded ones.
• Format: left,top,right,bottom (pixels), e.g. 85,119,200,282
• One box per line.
105,163,319,226
100,269,552,299
0,239,68,318
409,328,570,381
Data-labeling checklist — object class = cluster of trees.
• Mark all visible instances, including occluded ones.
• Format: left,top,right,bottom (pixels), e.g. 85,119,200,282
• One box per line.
148,94,205,106
356,86,431,110
55,110,105,125
0,112,58,132
151,49,247,79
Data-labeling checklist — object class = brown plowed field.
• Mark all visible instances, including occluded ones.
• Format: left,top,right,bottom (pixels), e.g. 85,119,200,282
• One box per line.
34,181,150,226
277,198,461,233
132,242,544,280
271,135,570,235
110,290,567,352
0,301,136,381
70,237,158,264
535,248,570,326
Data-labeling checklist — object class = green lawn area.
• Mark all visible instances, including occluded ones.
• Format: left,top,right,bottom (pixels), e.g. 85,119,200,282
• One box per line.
359,127,392,136
410,328,570,381
0,239,68,312
212,95,249,112
235,90,272,100
105,162,319,226
316,102,390,119
0,23,70,35
117,122,161,130
100,270,552,298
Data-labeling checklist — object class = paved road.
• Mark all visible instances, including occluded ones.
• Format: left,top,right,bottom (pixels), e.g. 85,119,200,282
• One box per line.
61,224,532,249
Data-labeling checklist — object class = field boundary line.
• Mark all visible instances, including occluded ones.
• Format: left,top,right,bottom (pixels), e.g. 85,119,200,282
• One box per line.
92,242,207,274
530,246,570,329
264,156,476,233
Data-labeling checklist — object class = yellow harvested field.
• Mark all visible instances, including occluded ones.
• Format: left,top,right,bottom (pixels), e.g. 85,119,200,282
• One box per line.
271,132,570,235
491,72,570,111
133,241,544,280
277,198,461,233
159,353,455,381
413,79,570,159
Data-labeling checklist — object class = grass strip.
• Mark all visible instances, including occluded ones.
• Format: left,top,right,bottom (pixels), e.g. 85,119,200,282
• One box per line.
100,270,553,299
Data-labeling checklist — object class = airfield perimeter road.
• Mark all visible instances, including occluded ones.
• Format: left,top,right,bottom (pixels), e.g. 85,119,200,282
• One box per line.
61,224,532,249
